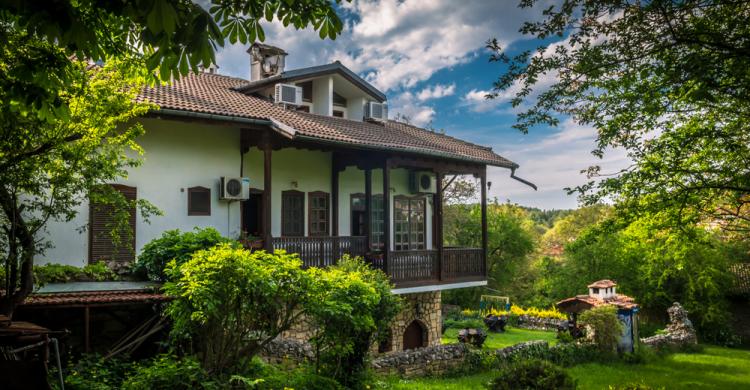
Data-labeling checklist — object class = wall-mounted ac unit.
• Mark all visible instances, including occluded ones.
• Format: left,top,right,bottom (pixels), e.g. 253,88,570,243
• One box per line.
220,177,250,200
364,101,388,121
274,83,302,106
409,171,436,194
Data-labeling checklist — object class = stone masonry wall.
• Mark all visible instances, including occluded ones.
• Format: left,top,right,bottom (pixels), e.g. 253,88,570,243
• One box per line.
386,291,442,353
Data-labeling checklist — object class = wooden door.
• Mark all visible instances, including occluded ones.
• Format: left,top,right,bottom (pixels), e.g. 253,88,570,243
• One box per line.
403,320,426,350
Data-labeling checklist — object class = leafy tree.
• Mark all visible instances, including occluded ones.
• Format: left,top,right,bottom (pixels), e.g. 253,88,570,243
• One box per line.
579,305,623,353
443,202,537,306
0,28,159,317
163,245,315,374
306,256,401,388
488,0,750,234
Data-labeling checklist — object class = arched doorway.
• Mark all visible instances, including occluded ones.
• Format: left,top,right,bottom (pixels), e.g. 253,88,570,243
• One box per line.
403,320,427,350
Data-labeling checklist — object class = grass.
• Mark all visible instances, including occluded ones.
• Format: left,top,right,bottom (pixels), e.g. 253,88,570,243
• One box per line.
377,345,750,390
441,326,558,350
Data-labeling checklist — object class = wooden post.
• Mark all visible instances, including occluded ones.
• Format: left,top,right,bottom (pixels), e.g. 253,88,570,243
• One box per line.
480,167,488,279
364,168,372,251
383,158,391,275
262,133,273,251
84,306,90,353
435,172,444,281
331,154,339,237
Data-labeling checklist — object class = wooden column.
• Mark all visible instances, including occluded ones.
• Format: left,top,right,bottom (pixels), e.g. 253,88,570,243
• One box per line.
84,306,90,353
331,154,339,236
480,167,488,278
262,133,273,251
382,159,391,275
435,172,444,281
364,168,372,251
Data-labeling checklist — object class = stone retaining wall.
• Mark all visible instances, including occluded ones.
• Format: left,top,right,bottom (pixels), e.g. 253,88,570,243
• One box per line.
513,316,565,331
372,343,468,377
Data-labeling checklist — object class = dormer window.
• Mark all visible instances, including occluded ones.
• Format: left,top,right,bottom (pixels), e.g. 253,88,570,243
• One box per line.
333,91,347,107
299,81,313,102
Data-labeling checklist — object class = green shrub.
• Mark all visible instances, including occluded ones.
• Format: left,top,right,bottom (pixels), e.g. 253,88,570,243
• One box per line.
305,256,401,389
34,263,117,286
164,245,314,374
134,227,237,282
60,354,134,390
121,354,215,390
557,331,574,344
488,359,576,390
579,305,623,352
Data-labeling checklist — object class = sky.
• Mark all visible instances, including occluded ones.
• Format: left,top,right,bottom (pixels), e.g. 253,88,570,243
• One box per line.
213,0,630,210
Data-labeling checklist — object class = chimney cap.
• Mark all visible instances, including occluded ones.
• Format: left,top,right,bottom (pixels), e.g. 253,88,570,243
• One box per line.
588,279,617,289
247,42,288,56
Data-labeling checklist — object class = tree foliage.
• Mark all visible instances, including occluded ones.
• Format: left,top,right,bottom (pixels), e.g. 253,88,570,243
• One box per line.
0,26,158,316
489,0,750,234
164,245,315,374
306,256,401,388
579,305,623,353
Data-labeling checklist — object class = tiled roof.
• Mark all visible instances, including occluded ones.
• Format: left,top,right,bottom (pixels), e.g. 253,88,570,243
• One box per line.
588,279,617,288
557,293,638,312
137,72,517,169
22,289,169,307
730,263,750,295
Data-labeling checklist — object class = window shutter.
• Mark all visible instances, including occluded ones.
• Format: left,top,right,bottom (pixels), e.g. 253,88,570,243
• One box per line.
282,190,305,237
188,186,211,216
89,184,137,264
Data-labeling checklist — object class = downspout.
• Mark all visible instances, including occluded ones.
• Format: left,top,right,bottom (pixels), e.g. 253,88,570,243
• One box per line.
510,167,537,191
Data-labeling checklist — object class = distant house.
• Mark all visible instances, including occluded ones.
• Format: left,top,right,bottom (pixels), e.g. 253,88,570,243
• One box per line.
39,43,528,352
729,263,750,345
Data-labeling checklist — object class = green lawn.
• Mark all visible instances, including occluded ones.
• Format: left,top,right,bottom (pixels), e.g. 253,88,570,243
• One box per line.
441,327,558,350
378,345,750,390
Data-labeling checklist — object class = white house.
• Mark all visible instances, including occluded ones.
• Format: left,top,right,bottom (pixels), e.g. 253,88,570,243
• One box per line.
39,43,528,352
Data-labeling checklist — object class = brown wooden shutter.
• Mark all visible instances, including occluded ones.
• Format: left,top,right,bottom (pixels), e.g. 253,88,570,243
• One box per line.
308,191,330,236
281,190,304,237
188,186,211,216
89,184,137,264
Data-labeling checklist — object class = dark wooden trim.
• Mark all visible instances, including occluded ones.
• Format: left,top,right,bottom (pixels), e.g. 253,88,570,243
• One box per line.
383,159,391,273
480,167,488,279
262,134,273,250
307,191,330,237
435,172,444,280
281,189,305,237
332,155,339,236
187,186,211,216
364,169,372,251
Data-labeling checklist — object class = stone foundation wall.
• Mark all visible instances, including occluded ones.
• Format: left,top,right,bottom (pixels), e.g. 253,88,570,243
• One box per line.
372,343,468,377
386,291,442,353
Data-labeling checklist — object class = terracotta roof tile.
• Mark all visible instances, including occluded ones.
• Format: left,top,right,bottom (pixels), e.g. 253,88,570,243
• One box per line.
22,290,169,307
557,293,638,312
587,279,617,288
137,72,516,168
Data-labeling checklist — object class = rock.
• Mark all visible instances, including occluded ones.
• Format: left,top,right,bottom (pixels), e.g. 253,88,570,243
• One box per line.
457,328,487,347
641,302,698,348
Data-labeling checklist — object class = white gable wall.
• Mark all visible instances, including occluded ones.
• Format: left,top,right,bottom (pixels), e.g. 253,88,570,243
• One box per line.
38,118,244,266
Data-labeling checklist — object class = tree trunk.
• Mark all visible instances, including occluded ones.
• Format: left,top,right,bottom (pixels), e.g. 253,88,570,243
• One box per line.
0,187,35,319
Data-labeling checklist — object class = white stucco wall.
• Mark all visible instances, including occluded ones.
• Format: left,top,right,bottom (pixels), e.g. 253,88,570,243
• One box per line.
38,118,435,267
39,118,244,266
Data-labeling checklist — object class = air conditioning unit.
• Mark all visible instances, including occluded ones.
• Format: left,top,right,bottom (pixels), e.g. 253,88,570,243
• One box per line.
220,177,250,200
364,101,388,121
274,83,302,106
409,171,436,194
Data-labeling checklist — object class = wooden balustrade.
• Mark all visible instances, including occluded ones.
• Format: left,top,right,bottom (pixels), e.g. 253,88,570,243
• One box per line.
443,247,485,281
271,236,367,268
270,237,485,286
388,250,439,284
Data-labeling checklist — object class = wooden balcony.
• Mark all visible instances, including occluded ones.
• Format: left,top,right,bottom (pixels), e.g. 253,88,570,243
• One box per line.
271,236,485,288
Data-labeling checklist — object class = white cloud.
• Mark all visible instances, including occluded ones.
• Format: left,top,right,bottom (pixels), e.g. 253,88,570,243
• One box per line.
389,91,435,126
487,118,630,209
462,89,498,113
416,83,455,101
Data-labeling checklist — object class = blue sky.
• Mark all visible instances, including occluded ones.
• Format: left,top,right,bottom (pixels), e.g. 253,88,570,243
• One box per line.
213,0,629,210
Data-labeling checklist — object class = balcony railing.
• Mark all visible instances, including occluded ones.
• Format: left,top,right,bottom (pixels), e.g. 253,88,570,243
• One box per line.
272,236,367,268
271,237,485,287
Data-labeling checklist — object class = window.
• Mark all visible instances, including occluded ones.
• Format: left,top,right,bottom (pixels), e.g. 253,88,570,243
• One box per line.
351,194,366,236
282,190,305,236
332,110,345,118
332,91,347,107
187,186,211,216
371,195,385,250
593,288,599,294
308,191,329,236
296,105,310,113
89,184,137,264
394,196,425,250
299,81,313,102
